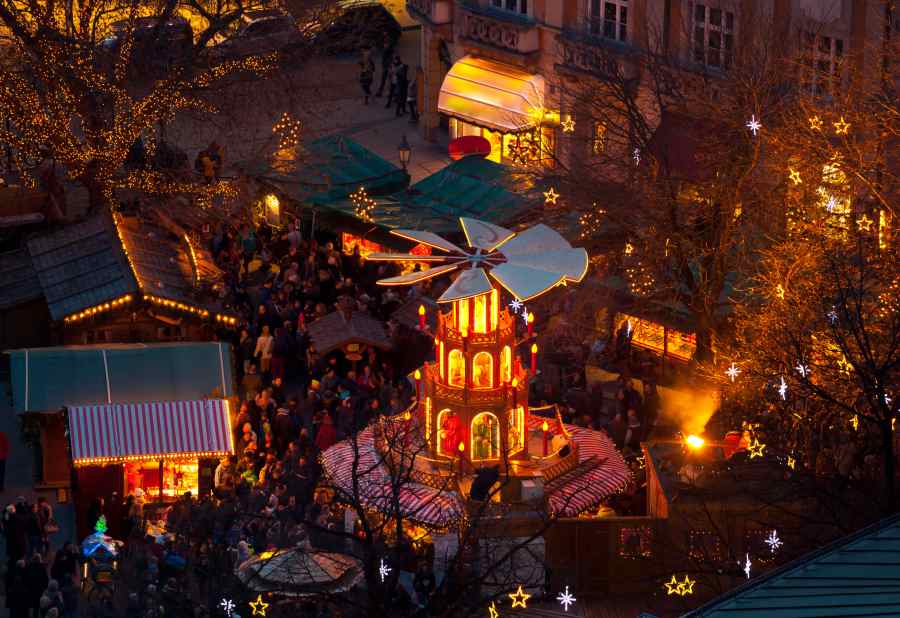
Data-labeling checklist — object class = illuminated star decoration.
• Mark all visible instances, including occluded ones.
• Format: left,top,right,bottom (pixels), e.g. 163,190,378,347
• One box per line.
726,362,741,383
778,376,788,400
522,310,530,325
508,586,531,609
765,530,783,553
379,558,391,583
543,187,560,205
775,284,786,300
249,595,269,617
833,116,851,134
561,117,576,132
787,455,796,469
809,115,823,130
508,298,522,313
825,195,840,213
488,601,500,618
851,414,859,431
856,214,874,231
220,599,235,617
556,586,576,612
633,148,641,166
676,575,695,596
664,575,680,595
837,355,853,375
748,438,766,459
746,114,762,136
742,553,752,579
796,363,810,378
789,168,802,185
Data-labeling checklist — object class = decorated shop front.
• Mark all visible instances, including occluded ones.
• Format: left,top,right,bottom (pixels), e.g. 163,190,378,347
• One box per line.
615,312,696,362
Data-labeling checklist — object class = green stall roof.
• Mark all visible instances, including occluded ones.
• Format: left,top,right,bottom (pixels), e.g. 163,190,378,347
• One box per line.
317,156,536,235
7,342,234,413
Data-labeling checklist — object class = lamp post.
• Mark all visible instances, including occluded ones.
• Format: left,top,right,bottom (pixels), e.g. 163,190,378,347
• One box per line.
398,134,411,171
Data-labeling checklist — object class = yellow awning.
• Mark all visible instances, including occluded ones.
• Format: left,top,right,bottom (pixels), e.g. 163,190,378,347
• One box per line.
438,56,545,133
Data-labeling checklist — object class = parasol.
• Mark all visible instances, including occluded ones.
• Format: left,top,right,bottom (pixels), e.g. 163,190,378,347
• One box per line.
237,546,364,598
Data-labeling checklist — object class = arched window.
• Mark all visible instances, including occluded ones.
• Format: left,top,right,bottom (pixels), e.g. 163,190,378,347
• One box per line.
474,293,488,333
507,405,525,454
500,346,512,384
472,351,493,389
456,298,470,333
448,349,465,387
471,412,501,460
437,408,461,456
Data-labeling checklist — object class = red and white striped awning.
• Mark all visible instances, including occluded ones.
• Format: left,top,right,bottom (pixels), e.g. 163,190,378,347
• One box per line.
67,399,234,466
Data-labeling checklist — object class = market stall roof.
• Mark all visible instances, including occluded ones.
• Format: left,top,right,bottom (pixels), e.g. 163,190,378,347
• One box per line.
438,55,545,133
307,307,391,356
67,399,233,466
7,342,234,413
0,249,43,310
684,513,900,618
318,156,535,235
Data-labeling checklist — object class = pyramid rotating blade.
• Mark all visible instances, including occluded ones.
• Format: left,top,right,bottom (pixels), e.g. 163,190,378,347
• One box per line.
377,264,459,286
488,263,565,302
366,253,453,262
459,218,515,252
498,223,570,256
390,229,465,254
438,268,493,303
503,248,589,282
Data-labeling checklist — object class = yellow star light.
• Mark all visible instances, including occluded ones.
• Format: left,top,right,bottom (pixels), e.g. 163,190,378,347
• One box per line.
561,117,576,132
680,575,696,595
856,214,874,232
775,284,786,300
851,414,859,431
249,595,269,616
748,438,766,459
837,355,853,375
543,187,560,205
787,455,796,469
488,601,500,618
789,168,802,185
833,116,851,135
509,586,531,609
664,575,681,595
809,115,823,130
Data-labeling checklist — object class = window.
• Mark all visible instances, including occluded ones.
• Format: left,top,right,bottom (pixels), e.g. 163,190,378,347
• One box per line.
591,121,606,155
590,0,628,42
491,0,529,15
448,349,466,387
507,405,525,453
455,297,470,333
471,412,501,460
692,3,734,69
474,293,488,334
437,409,461,455
688,529,723,563
473,352,493,389
619,526,653,558
500,346,512,384
801,31,844,96
439,341,445,379
425,397,433,447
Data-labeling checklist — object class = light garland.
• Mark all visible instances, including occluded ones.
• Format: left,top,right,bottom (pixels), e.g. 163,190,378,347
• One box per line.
73,449,231,467
809,115,823,131
63,294,133,323
556,586,576,612
856,214,874,232
508,586,530,608
350,187,376,223
272,111,302,151
145,294,210,318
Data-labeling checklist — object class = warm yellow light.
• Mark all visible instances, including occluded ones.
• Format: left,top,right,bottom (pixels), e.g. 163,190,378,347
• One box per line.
541,420,549,432
414,369,421,380
458,441,465,453
531,343,538,354
403,410,412,421
527,312,534,324
685,435,705,449
418,304,426,316
512,378,518,388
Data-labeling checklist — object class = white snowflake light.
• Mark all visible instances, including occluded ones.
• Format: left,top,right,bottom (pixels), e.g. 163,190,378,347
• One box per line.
725,362,741,383
625,320,632,337
521,310,530,325
795,363,810,378
509,298,522,313
778,376,788,400
556,586,576,612
379,558,391,583
827,307,838,324
743,553,752,579
632,148,641,166
764,529,782,553
746,115,762,136
825,195,839,213
220,599,236,617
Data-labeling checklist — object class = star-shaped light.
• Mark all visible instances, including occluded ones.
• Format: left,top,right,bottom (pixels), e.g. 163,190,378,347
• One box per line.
851,414,859,431
249,595,269,617
508,298,522,313
746,115,762,136
725,362,741,383
787,455,796,469
775,284,786,299
664,575,680,595
796,363,810,378
742,553,752,579
543,187,560,205
220,599,235,617
556,586,576,612
561,117,575,132
833,116,851,134
789,168,802,185
677,575,695,596
508,586,531,609
488,601,500,618
748,438,766,459
765,530,783,553
856,214,874,231
632,148,641,166
825,195,840,213
809,115,823,130
837,355,853,375
379,558,391,583
778,376,788,400
884,394,893,407
522,310,530,325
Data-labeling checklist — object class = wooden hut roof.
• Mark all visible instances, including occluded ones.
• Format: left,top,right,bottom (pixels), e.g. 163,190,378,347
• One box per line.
0,249,43,310
307,308,391,355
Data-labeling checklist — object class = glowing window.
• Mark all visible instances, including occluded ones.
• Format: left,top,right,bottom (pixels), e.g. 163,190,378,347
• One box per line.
474,293,488,334
490,288,498,331
456,298,469,333
425,397,433,447
472,352,493,389
507,405,525,454
448,349,465,387
500,346,512,384
471,412,501,460
439,341,445,379
437,408,461,456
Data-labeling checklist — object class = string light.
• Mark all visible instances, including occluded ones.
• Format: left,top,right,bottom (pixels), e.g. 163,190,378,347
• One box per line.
850,415,859,431
508,586,530,608
272,111,301,151
63,294,133,323
725,362,741,382
837,355,853,375
775,284,786,300
787,455,796,469
351,187,376,223
556,586,576,612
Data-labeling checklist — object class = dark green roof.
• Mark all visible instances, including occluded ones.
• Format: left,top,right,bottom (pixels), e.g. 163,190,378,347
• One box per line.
684,513,900,617
0,249,42,310
7,342,234,413
317,156,536,234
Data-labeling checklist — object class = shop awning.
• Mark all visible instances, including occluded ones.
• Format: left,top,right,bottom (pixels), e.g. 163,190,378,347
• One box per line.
438,56,545,133
67,399,233,466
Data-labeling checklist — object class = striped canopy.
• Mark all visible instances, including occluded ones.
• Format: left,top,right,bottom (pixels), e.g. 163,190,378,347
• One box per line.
67,399,233,466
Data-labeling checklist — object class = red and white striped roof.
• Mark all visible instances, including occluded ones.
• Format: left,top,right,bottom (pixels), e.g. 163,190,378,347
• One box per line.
67,399,233,465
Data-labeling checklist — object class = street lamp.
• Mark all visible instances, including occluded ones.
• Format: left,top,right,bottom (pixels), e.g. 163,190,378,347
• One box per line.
398,134,411,170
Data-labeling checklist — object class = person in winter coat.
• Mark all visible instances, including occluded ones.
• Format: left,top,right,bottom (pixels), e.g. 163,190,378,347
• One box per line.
395,62,409,117
254,325,274,375
359,48,375,105
24,552,49,617
270,327,291,382
313,413,337,452
7,559,28,618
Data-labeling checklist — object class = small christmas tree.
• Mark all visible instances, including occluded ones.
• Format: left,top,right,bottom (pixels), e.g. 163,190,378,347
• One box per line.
94,515,108,534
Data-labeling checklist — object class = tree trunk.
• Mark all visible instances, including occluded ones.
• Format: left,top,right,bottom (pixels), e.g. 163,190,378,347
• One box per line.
882,417,896,514
693,319,716,365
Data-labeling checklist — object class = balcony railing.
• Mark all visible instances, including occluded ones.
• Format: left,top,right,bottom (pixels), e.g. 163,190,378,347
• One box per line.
406,0,452,25
459,2,539,55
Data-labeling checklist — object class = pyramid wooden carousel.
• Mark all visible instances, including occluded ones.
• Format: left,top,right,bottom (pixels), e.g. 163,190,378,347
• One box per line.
321,218,630,530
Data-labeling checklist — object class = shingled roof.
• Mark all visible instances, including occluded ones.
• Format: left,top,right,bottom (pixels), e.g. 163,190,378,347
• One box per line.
684,513,900,617
307,307,391,356
27,215,137,321
0,249,43,310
